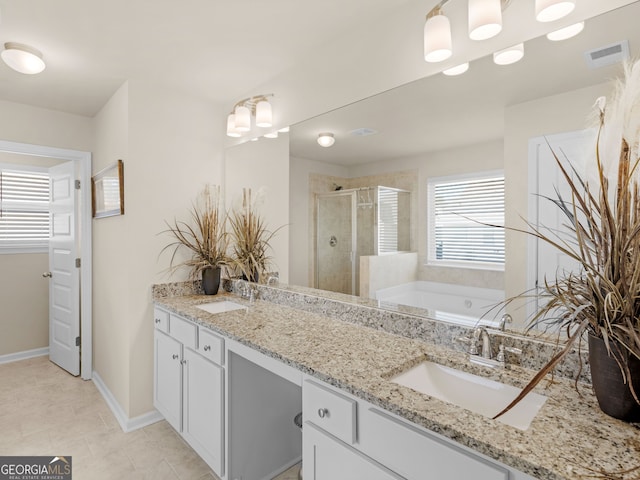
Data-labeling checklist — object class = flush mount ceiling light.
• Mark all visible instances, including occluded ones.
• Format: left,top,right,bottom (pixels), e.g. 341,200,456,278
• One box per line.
424,7,452,63
1,42,46,75
443,62,469,76
493,43,524,65
535,0,575,22
317,133,335,148
226,94,274,137
546,21,584,41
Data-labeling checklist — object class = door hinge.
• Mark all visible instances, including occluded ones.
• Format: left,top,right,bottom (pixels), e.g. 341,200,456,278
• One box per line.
75,336,81,347
75,180,81,190
75,258,81,268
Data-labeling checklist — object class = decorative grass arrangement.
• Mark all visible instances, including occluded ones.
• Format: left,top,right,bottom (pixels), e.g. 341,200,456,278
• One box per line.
228,187,284,282
495,61,640,419
160,185,229,278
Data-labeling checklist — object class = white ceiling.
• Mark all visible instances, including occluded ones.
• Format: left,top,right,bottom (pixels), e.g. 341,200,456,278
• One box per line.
289,2,640,165
0,0,415,116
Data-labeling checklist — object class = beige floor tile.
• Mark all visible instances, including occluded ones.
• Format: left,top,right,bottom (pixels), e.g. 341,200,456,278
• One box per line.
170,454,214,479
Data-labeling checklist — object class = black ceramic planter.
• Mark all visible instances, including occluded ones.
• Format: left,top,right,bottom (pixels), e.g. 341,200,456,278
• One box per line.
588,334,640,422
202,267,221,295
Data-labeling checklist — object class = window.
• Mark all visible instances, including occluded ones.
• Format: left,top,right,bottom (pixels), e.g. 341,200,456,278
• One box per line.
428,171,504,269
0,166,51,253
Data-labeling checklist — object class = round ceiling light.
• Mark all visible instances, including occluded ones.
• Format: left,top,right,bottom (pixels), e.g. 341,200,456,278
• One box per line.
493,43,524,65
546,22,584,41
535,0,575,22
317,133,335,148
1,42,46,74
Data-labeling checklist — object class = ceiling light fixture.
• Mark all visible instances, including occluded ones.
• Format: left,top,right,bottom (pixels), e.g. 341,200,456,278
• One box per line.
546,21,584,41
535,0,575,22
442,62,469,76
493,43,524,65
317,133,335,148
424,7,452,63
226,94,274,137
468,0,503,41
1,42,46,75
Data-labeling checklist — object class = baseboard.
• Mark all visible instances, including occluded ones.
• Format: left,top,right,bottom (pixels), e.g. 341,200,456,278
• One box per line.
0,347,49,365
92,370,163,433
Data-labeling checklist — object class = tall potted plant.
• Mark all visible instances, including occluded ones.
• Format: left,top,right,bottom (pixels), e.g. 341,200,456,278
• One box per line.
228,187,283,283
161,185,229,295
496,61,640,422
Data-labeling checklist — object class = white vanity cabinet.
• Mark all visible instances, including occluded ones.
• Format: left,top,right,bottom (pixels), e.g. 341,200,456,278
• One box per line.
302,377,536,480
153,307,224,477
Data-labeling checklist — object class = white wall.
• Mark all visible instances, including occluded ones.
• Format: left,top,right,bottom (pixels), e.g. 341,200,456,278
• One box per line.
0,102,93,358
225,136,290,283
92,80,225,418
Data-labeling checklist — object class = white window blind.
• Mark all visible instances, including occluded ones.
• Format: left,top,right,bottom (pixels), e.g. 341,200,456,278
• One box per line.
378,187,399,253
428,173,504,268
0,167,50,252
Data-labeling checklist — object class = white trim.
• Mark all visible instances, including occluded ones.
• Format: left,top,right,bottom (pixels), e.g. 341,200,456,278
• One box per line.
0,140,93,380
92,370,164,433
0,347,49,365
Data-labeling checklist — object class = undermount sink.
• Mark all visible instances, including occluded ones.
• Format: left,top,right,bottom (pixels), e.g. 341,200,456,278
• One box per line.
196,301,248,315
390,360,547,431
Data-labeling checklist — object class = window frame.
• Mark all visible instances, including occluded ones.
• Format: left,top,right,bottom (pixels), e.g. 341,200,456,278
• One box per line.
427,170,505,271
0,163,51,254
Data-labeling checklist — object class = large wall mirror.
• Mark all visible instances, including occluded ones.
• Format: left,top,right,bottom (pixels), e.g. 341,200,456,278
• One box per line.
227,2,640,331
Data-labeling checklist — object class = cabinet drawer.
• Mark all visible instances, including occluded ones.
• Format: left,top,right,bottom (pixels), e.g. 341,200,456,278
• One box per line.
360,408,509,480
198,328,224,365
303,380,356,445
153,308,169,333
170,314,197,350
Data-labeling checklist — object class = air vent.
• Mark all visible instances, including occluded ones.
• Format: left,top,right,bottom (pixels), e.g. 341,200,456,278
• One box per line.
349,127,378,137
584,40,629,69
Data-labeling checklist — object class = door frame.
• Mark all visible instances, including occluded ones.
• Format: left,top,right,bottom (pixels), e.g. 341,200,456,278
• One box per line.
0,139,92,380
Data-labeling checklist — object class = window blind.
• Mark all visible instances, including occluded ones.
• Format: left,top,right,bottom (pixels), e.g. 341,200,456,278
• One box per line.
429,174,504,267
378,187,399,253
0,168,51,250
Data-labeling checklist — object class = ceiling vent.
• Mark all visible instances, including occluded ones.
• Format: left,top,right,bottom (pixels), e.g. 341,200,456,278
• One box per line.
349,127,378,137
584,40,629,69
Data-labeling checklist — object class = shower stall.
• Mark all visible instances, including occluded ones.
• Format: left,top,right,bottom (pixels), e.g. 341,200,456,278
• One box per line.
315,186,411,296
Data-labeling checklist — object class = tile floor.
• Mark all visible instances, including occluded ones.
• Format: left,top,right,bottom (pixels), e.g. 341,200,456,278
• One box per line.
0,355,301,480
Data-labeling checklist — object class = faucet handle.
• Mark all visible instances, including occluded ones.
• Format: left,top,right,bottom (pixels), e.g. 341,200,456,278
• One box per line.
496,343,522,365
455,334,479,355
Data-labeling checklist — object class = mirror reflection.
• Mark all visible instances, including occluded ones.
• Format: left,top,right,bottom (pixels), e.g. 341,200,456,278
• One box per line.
286,3,640,329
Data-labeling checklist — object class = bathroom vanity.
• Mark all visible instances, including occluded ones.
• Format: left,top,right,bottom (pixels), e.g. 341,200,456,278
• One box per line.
153,286,640,480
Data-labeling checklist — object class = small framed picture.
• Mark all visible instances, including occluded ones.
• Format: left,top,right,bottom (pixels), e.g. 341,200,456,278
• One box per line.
92,159,124,218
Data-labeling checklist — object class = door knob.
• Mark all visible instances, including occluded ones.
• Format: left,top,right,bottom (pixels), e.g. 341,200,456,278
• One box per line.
42,272,52,278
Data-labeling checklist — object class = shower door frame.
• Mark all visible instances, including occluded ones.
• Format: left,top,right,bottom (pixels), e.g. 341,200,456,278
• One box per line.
315,190,358,295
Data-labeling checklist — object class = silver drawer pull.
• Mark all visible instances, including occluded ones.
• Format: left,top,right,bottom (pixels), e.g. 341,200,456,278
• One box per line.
204,345,211,351
180,360,187,365
154,318,161,324
318,408,329,418
172,354,179,360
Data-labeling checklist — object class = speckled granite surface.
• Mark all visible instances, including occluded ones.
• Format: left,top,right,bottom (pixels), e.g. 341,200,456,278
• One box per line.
154,291,640,480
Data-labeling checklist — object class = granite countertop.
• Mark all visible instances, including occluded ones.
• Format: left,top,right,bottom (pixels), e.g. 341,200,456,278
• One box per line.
154,292,640,480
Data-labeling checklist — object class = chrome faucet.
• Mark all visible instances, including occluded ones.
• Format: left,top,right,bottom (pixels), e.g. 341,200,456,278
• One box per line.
236,279,249,299
474,326,493,359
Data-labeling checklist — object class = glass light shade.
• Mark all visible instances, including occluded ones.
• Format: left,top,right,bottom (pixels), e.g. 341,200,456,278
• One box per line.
546,22,584,41
424,14,452,63
264,131,279,139
255,100,272,128
493,43,524,65
468,0,502,41
317,133,335,147
226,113,241,137
278,126,290,133
234,105,251,132
1,43,46,74
443,63,469,76
535,0,575,22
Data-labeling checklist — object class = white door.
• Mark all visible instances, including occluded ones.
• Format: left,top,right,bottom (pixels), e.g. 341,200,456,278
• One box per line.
47,161,80,375
528,129,596,318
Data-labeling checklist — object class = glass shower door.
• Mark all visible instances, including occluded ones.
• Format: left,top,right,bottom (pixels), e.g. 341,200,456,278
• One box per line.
316,192,356,295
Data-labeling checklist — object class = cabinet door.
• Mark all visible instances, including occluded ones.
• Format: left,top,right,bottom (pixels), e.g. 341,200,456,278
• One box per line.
154,330,182,432
303,423,404,480
182,348,224,476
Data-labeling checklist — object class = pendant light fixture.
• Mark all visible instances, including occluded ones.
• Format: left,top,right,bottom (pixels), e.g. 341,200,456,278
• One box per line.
226,94,274,137
468,0,502,41
443,63,469,76
546,21,584,41
1,42,46,75
493,43,524,65
535,0,576,22
424,8,452,63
